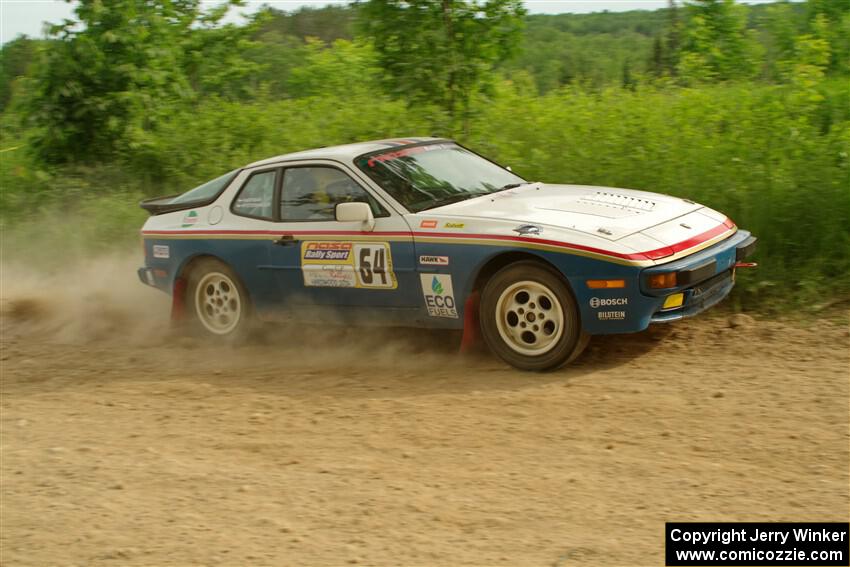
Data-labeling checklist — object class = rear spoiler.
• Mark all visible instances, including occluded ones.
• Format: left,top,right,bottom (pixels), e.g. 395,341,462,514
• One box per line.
140,195,200,216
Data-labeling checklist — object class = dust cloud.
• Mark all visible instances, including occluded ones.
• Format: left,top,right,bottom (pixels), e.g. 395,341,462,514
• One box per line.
0,242,462,371
1,251,170,345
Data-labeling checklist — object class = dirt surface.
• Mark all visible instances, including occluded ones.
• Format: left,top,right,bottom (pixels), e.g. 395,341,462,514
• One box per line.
1,259,848,566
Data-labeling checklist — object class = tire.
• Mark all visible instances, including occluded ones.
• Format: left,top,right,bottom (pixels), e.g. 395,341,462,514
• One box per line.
185,258,253,340
479,260,587,371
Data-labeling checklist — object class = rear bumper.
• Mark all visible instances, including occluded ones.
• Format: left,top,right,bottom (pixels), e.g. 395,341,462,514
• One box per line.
138,267,156,287
137,266,170,292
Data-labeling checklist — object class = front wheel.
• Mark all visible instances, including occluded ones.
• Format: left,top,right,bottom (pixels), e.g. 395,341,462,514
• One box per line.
480,261,587,371
186,258,253,339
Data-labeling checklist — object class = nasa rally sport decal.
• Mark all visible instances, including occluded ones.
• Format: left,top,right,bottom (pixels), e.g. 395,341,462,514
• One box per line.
420,274,458,318
301,241,397,289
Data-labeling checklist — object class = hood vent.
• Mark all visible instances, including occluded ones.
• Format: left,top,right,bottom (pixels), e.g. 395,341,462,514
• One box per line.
579,192,656,213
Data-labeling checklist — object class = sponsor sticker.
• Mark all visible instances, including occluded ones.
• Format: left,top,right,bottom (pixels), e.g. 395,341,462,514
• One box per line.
420,274,458,318
598,311,626,320
152,244,170,259
181,210,199,228
303,265,358,288
443,222,465,229
420,220,438,229
589,297,628,308
301,241,396,289
419,255,450,266
303,242,352,261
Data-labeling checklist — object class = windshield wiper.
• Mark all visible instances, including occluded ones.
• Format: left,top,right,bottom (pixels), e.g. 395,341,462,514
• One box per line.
419,192,486,211
494,181,535,192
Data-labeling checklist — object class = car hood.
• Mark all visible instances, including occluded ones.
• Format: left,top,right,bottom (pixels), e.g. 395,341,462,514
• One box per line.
430,183,716,244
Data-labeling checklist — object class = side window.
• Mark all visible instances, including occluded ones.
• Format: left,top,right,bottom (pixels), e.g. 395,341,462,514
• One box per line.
232,170,276,219
280,166,387,222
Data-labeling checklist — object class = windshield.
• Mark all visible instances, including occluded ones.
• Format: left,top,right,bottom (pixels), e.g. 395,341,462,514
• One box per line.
354,143,526,212
170,169,239,205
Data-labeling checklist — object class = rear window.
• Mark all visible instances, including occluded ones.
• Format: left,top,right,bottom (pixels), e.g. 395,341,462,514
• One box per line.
171,170,239,205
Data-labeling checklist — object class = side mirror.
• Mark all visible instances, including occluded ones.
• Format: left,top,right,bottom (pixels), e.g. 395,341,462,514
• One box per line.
335,202,375,231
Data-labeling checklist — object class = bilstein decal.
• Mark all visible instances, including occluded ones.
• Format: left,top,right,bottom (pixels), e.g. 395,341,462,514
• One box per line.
598,311,626,320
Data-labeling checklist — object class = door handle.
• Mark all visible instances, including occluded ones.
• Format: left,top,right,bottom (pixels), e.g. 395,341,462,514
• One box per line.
273,234,298,246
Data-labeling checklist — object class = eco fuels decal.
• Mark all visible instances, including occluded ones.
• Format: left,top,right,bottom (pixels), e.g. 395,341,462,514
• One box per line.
301,241,397,289
420,274,458,318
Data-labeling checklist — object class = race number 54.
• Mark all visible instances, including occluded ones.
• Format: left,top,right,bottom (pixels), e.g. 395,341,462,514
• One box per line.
355,244,396,289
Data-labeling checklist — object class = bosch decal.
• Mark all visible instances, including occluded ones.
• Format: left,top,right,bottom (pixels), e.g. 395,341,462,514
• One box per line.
420,220,438,229
590,297,628,308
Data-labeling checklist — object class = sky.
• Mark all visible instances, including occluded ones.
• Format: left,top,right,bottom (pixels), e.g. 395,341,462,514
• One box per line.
0,0,789,45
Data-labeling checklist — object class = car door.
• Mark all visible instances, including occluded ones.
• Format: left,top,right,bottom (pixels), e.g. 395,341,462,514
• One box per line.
265,162,418,314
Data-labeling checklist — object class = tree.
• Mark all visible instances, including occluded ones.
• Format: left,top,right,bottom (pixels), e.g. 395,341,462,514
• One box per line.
678,0,757,83
26,0,260,164
664,0,682,75
358,0,526,134
649,35,665,77
805,0,850,75
0,36,38,111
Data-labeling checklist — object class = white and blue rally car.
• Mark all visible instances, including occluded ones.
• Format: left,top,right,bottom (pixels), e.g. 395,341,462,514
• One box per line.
139,138,757,371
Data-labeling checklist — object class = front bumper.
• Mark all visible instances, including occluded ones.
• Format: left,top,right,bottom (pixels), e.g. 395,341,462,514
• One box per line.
644,230,757,324
578,229,756,335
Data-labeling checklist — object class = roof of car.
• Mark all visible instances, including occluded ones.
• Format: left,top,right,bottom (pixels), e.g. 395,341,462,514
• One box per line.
246,137,448,168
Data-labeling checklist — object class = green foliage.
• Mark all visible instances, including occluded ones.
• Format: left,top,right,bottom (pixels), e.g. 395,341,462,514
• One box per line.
0,36,38,111
254,5,356,45
359,0,526,131
286,39,381,98
2,0,849,309
678,0,759,82
24,0,262,165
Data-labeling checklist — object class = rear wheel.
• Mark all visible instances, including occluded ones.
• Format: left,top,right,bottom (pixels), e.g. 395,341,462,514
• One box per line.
186,258,253,339
480,261,587,371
